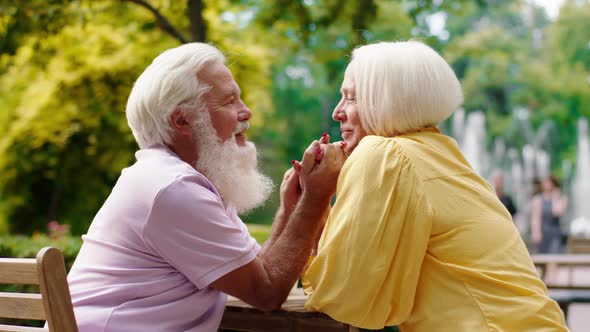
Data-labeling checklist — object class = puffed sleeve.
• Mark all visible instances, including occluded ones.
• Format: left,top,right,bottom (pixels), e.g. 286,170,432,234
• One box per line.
302,136,433,329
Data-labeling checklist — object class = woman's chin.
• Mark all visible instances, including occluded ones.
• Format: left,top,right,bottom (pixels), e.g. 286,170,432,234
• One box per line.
344,142,356,155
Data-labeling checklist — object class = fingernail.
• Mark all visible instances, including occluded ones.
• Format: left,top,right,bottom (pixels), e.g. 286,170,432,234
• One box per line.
321,132,328,138
316,148,322,155
291,160,296,165
340,141,347,147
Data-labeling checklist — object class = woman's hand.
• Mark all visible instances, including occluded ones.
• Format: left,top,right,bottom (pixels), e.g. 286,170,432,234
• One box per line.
292,133,347,202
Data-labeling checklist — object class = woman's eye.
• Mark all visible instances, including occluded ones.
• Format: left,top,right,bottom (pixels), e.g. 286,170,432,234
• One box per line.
346,97,356,103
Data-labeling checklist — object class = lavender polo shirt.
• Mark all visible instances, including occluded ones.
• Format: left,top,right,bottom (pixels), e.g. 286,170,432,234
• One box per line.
67,144,261,331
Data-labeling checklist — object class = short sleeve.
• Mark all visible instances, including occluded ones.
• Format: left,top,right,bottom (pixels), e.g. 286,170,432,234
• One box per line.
302,136,432,329
143,174,260,289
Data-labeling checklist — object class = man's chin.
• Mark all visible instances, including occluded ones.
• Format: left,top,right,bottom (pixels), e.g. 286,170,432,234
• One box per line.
235,134,248,146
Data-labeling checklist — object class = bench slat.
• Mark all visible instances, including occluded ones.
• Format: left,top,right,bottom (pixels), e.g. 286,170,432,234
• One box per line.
0,324,47,332
0,259,38,285
0,293,45,320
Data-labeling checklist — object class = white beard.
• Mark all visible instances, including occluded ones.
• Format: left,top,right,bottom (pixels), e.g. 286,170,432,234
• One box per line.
192,112,274,214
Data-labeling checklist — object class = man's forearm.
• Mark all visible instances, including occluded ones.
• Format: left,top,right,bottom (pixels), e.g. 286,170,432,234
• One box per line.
259,208,290,257
258,193,330,304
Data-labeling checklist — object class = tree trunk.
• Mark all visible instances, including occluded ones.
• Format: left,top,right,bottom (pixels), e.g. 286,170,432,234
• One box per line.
188,0,207,42
121,0,189,44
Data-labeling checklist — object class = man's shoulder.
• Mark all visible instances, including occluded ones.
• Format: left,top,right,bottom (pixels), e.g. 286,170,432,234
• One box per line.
126,147,213,191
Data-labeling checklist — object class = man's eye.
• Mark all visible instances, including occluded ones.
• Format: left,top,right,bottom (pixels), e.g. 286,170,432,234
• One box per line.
224,99,236,106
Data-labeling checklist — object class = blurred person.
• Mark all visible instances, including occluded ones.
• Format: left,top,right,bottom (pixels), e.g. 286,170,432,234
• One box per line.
532,177,543,196
299,41,567,331
532,175,569,254
491,171,518,218
66,43,346,331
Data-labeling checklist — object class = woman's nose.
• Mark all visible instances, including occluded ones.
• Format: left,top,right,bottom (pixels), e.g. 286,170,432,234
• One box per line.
332,102,345,121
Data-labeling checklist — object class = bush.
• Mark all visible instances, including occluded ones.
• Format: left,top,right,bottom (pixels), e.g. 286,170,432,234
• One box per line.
0,234,82,269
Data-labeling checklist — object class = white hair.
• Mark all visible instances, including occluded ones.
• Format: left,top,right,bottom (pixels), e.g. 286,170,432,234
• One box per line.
349,41,463,136
126,43,225,148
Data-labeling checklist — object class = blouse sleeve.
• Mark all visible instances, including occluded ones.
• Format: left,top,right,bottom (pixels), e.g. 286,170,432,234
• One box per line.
302,136,433,329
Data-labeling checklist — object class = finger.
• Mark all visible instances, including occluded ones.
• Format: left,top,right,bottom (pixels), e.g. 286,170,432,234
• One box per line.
315,147,324,163
323,144,347,166
284,167,294,180
292,160,302,174
319,132,330,144
301,140,320,174
287,169,300,187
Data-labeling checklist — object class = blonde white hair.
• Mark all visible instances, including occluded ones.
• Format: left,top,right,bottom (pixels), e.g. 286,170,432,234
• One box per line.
126,43,225,148
349,41,463,136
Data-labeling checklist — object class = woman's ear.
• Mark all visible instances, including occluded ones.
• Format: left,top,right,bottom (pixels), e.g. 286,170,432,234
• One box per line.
169,109,193,136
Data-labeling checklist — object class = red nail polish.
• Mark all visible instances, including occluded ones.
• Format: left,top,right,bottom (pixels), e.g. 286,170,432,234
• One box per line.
321,132,328,138
340,141,347,147
316,149,321,155
291,160,296,165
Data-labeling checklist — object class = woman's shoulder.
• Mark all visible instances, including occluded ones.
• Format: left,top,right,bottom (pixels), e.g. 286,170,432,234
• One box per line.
347,136,414,173
352,135,407,159
354,133,435,159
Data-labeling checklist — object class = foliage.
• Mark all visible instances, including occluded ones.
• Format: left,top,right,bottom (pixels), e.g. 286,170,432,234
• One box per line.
444,0,590,175
0,0,274,233
0,234,82,268
0,19,167,233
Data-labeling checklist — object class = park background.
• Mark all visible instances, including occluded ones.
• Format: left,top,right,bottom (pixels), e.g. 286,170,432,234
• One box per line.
0,0,589,330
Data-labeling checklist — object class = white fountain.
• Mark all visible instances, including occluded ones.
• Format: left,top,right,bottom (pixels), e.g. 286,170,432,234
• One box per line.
570,118,590,238
460,111,488,176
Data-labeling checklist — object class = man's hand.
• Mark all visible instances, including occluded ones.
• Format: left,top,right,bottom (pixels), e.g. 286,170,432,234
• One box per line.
279,167,301,217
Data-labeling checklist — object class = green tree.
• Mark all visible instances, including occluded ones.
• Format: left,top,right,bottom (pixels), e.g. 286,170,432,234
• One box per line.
0,0,275,233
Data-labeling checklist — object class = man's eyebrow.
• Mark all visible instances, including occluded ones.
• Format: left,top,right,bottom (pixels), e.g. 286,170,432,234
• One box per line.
223,87,240,99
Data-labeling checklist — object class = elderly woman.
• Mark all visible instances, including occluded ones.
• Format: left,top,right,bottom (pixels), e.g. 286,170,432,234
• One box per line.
301,41,567,331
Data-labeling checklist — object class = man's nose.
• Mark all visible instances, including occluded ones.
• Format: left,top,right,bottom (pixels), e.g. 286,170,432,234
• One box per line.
238,99,252,121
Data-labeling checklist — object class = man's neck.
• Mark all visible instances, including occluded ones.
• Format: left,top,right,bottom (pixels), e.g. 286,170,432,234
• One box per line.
167,140,198,168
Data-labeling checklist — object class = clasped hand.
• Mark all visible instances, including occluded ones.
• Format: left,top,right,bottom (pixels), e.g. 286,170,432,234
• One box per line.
279,134,347,214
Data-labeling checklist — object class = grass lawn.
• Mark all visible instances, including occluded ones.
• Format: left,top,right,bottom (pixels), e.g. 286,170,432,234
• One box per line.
246,223,272,244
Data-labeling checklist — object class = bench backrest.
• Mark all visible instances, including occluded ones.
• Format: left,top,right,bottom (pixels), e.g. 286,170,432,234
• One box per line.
0,247,78,332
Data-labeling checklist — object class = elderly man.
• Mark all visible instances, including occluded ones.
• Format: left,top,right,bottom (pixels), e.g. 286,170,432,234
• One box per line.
67,43,345,331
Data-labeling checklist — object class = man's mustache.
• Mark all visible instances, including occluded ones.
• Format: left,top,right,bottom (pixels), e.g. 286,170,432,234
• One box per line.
234,121,250,134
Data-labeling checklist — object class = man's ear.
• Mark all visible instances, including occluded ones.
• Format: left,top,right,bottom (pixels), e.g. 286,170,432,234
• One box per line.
169,109,193,136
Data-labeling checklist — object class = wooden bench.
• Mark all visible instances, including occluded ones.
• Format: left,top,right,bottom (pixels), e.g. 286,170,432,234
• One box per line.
532,254,590,319
568,237,590,254
0,247,78,332
547,288,590,318
531,254,590,288
220,288,358,332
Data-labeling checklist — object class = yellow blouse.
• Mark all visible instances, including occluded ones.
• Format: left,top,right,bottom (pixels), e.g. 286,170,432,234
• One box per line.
302,129,567,331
